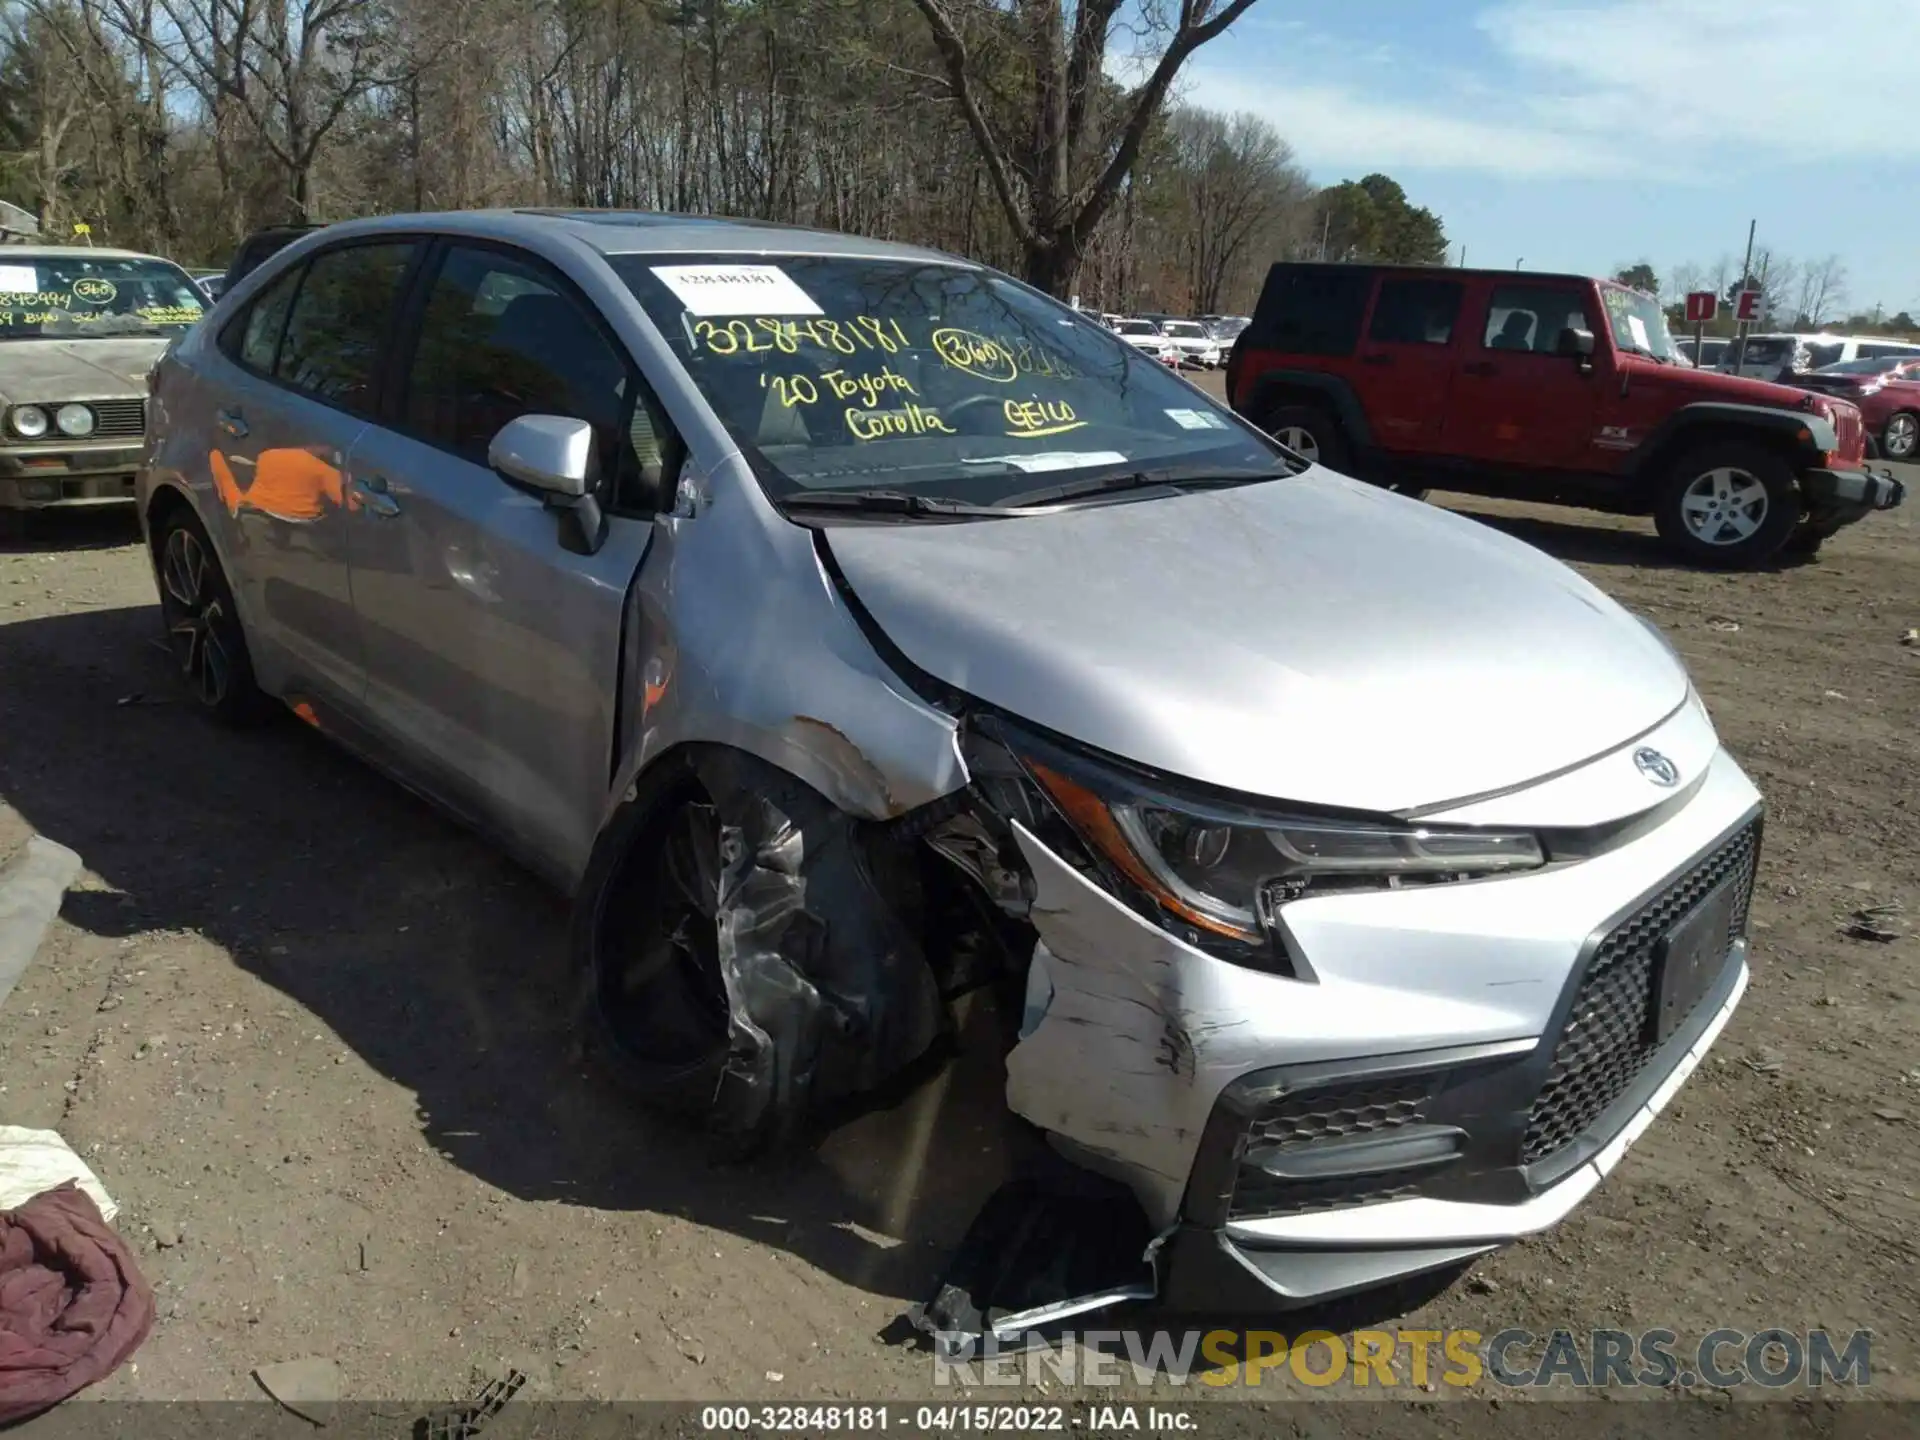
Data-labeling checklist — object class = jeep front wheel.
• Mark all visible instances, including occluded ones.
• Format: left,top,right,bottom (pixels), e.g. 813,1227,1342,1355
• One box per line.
1261,404,1350,471
1652,443,1799,568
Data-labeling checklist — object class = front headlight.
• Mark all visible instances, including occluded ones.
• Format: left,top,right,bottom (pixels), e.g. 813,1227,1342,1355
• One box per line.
9,405,49,438
55,403,95,437
1019,749,1545,949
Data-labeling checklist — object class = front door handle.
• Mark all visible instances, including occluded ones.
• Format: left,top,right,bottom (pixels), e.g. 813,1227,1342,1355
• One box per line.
215,408,248,438
353,474,401,517
1462,361,1499,377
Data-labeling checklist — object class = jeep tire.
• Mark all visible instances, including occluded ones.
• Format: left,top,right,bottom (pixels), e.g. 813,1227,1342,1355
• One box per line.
1260,403,1351,472
1652,441,1800,568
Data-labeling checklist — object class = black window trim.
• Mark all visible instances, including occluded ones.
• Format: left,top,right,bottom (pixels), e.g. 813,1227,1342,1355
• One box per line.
380,233,679,517
217,233,432,423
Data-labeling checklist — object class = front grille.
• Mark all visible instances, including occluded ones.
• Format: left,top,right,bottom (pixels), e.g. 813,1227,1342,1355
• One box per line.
1831,403,1862,460
88,398,146,439
1229,1077,1432,1221
1521,822,1758,1165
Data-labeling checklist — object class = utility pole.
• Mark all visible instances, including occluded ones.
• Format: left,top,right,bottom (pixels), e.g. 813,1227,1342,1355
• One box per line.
1319,209,1332,263
1731,218,1757,371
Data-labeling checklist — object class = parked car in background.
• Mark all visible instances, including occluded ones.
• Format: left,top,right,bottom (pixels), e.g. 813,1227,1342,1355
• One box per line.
1226,261,1902,565
1157,318,1223,368
191,270,227,303
1205,316,1251,344
1795,357,1920,461
1718,332,1920,383
1,245,208,517
1674,335,1731,370
141,208,1764,1319
220,222,325,295
1112,317,1180,365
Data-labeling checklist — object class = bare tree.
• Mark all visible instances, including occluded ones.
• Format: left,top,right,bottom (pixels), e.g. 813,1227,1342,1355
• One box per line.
1792,254,1848,329
907,0,1262,296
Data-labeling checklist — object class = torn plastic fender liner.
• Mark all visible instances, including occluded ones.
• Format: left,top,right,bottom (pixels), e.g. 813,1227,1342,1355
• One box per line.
693,748,946,1145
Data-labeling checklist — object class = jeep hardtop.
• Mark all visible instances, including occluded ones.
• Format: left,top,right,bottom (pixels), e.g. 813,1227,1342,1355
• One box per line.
1226,262,1906,565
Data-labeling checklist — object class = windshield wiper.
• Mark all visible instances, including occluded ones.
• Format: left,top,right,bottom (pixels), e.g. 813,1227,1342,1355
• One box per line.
999,465,1287,509
778,488,1012,519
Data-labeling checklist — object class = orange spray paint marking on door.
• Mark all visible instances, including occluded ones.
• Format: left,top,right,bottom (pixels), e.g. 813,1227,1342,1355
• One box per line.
210,447,346,522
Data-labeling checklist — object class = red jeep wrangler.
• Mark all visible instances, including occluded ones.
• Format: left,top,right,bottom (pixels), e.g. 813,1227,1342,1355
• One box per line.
1226,263,1907,565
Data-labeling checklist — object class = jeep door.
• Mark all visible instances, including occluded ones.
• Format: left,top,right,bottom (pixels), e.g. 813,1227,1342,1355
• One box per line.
1353,274,1465,450
1444,279,1600,470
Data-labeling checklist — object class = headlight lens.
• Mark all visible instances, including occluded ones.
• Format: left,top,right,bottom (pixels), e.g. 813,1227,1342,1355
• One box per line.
1025,757,1546,947
10,405,49,438
55,403,95,437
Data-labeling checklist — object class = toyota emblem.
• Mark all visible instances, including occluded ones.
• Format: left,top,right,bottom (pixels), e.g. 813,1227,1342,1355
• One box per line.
1634,747,1680,787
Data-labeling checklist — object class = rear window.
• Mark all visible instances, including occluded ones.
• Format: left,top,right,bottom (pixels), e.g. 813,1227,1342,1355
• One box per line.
1739,338,1792,364
1245,267,1369,357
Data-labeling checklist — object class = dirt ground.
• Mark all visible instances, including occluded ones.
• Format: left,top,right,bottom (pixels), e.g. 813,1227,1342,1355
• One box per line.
2,422,1917,1418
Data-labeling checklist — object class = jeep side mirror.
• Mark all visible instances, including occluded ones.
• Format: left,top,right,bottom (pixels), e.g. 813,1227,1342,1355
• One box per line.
1557,327,1596,360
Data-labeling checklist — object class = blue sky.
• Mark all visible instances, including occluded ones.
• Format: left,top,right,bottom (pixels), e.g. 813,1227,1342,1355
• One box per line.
1170,0,1919,317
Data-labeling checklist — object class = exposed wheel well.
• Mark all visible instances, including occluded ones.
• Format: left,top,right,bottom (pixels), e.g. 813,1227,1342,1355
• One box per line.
144,484,195,566
1634,425,1810,507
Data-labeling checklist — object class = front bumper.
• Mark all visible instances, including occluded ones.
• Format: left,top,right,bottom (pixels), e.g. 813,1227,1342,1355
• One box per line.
1002,703,1762,1311
0,444,144,509
1802,465,1906,525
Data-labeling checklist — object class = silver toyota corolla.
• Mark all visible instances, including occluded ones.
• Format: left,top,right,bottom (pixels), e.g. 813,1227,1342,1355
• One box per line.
140,210,1760,1319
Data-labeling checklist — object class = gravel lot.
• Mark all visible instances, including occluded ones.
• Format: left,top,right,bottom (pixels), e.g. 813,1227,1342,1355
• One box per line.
2,413,1917,1418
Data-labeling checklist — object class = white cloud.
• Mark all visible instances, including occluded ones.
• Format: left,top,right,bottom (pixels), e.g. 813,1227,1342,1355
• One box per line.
1181,0,1917,180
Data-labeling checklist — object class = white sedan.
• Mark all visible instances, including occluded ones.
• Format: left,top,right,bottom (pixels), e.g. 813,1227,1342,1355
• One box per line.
1159,319,1223,368
1112,318,1180,366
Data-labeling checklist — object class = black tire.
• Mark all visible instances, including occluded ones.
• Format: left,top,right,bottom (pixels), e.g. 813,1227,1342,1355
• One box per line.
1260,403,1350,471
152,506,276,725
570,756,733,1124
1883,410,1919,462
1651,441,1800,568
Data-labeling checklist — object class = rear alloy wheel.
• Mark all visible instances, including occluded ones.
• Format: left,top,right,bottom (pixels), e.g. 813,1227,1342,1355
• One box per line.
1884,411,1919,461
1652,443,1799,568
154,511,274,725
1261,403,1350,471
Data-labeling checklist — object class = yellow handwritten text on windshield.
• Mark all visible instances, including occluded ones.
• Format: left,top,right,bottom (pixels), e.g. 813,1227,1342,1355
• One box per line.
932,328,1017,383
72,278,118,305
0,291,73,310
694,315,910,358
135,306,203,325
1004,398,1083,438
760,366,917,410
846,404,956,441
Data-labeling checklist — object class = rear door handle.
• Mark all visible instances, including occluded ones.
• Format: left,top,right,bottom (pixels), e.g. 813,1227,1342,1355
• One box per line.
1462,361,1498,377
215,408,248,438
353,474,401,517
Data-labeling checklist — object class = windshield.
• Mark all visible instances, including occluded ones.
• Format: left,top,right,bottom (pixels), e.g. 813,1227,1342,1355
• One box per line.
1598,284,1679,361
1115,319,1156,335
612,254,1280,505
0,255,206,340
1163,322,1205,338
1738,338,1793,365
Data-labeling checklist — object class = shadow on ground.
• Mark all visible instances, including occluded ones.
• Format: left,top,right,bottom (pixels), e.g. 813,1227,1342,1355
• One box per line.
0,505,144,555
0,536,1466,1339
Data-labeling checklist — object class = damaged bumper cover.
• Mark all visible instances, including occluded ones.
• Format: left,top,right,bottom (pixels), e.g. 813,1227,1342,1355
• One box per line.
995,726,1762,1313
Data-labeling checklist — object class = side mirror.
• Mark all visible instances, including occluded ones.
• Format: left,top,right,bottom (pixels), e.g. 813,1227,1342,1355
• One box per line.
1557,327,1596,360
488,414,606,555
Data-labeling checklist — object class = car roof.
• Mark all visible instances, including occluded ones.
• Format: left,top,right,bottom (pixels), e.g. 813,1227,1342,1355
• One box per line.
0,245,172,262
1265,259,1595,286
302,209,973,268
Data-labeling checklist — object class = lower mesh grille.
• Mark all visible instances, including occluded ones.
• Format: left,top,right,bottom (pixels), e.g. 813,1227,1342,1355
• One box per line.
1229,1077,1432,1221
1522,821,1759,1164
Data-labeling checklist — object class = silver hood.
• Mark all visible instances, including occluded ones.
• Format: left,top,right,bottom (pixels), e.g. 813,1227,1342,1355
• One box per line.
824,470,1689,814
0,336,172,405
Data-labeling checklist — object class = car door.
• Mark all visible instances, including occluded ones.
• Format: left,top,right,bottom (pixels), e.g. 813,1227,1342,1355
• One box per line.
198,239,420,708
1443,279,1600,471
340,239,667,882
1353,275,1465,451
